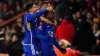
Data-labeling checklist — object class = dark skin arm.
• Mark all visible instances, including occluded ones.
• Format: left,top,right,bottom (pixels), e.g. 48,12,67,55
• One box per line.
40,16,57,27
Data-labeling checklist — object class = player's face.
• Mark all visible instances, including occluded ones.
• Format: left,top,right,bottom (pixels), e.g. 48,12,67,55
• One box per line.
47,12,54,19
47,3,53,11
31,4,39,13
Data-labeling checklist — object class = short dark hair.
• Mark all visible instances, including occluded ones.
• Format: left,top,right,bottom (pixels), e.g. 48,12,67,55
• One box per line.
40,1,54,9
25,2,38,11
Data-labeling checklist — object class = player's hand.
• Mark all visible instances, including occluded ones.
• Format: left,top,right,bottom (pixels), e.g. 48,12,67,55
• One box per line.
52,23,57,27
61,48,66,54
52,20,57,27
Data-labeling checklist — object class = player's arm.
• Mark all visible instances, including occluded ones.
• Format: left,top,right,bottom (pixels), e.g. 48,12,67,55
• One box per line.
52,37,66,54
40,16,57,27
27,6,53,22
40,16,52,24
27,9,48,22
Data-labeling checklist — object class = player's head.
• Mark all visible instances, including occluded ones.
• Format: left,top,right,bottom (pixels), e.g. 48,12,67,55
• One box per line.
25,2,39,13
46,11,55,19
40,1,53,10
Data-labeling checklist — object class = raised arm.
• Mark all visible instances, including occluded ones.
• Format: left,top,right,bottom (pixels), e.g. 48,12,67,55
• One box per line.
27,5,53,22
27,9,48,22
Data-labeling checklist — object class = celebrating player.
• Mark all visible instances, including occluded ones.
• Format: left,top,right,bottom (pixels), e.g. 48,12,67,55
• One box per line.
23,2,53,56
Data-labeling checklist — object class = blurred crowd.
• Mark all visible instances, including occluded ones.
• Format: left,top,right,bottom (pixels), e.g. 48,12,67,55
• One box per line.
0,0,100,56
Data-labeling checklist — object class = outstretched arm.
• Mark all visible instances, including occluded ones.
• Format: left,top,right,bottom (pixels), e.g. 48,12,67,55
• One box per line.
26,9,48,22
53,37,66,54
26,5,53,22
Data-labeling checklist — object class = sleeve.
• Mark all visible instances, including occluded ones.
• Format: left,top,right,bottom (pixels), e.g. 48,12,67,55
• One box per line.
27,9,47,22
53,37,66,54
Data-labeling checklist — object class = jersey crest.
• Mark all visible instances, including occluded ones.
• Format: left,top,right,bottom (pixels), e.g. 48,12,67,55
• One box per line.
27,22,31,31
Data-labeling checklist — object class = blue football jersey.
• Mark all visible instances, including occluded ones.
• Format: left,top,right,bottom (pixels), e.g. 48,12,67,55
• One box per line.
23,9,47,55
36,22,65,56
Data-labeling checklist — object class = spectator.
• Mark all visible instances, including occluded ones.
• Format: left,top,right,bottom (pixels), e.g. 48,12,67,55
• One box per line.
15,5,22,15
96,0,100,13
0,2,2,8
86,12,93,25
55,19,75,44
92,0,100,16
74,11,83,31
0,18,7,53
72,21,96,54
93,23,100,39
56,0,69,25
93,12,100,23
6,10,15,20
71,13,78,30
2,3,8,12
7,34,23,56
13,17,24,41
87,0,93,10
71,0,84,14
92,22,100,55
0,9,4,18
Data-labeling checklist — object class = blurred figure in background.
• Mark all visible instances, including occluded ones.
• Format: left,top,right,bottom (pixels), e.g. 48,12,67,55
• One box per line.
93,12,100,23
74,11,83,31
93,23,100,40
56,0,69,25
72,21,96,54
71,13,78,31
7,17,24,56
0,18,7,53
55,19,75,44
92,22,100,55
13,17,24,42
86,12,93,25
7,34,23,56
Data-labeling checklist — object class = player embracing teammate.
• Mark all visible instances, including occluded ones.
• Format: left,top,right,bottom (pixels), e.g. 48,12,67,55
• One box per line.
23,1,66,56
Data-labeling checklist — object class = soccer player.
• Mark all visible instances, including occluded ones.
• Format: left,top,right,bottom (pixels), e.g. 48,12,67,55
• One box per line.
23,2,53,56
36,11,66,56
